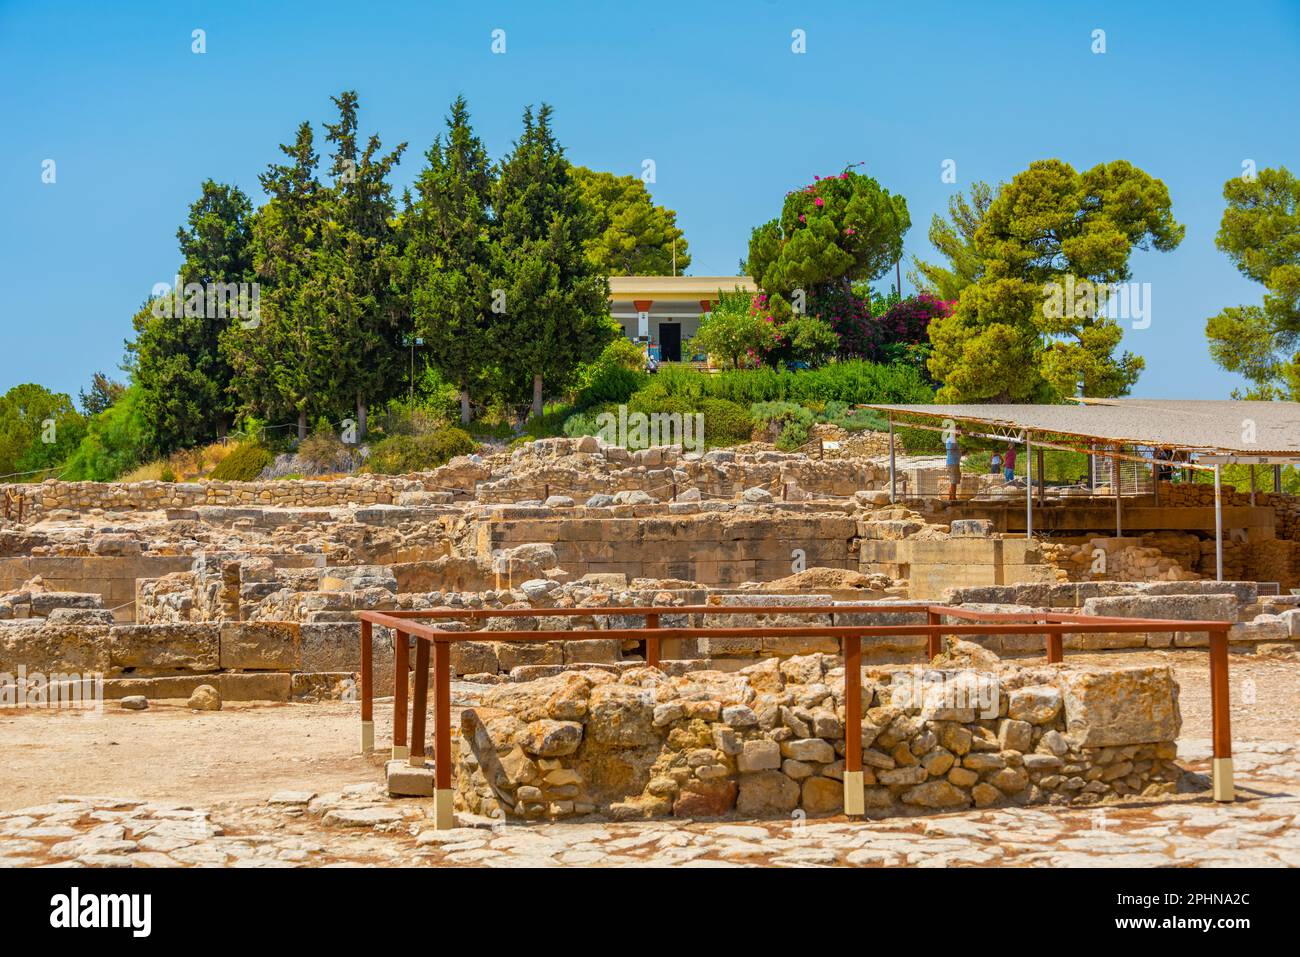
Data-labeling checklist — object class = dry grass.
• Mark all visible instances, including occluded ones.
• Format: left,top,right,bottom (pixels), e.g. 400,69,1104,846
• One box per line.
119,441,241,483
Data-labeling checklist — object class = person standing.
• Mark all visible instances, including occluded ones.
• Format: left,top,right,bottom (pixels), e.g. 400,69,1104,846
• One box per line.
1003,442,1017,482
990,451,1002,475
946,432,962,500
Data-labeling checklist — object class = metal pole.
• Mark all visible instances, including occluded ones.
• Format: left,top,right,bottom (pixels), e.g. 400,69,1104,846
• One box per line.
1274,464,1282,493
1209,628,1234,802
432,639,454,829
1025,435,1033,540
359,619,373,753
1214,464,1224,582
1249,465,1256,506
842,634,864,815
392,630,409,760
888,413,897,503
1112,449,1122,537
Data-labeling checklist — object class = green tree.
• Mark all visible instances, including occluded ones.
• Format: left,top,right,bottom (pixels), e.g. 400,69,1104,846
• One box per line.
129,180,255,453
0,383,86,480
317,90,408,437
689,289,776,369
908,181,996,300
60,386,149,481
747,168,910,311
225,120,335,437
927,159,1184,401
402,96,494,424
1204,166,1300,399
79,371,126,416
571,166,689,275
490,105,615,420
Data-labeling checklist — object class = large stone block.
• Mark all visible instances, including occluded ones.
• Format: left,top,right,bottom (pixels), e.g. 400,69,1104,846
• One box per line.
1080,594,1236,623
0,621,110,674
1058,666,1180,747
220,622,298,670
109,623,220,673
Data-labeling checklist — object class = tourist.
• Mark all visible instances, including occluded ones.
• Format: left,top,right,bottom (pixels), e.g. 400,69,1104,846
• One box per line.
990,451,1002,475
1003,443,1017,482
946,432,962,500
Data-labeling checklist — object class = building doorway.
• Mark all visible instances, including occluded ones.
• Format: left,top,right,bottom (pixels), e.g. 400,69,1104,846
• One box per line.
659,322,681,362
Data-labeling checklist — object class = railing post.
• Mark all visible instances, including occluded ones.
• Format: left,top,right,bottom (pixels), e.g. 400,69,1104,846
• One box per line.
842,634,864,815
433,638,454,829
1046,626,1064,664
1209,627,1234,802
359,618,374,753
926,610,942,660
409,638,430,768
392,629,409,760
645,612,661,669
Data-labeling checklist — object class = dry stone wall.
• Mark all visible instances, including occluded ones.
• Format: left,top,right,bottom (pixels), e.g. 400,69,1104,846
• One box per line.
454,654,1186,821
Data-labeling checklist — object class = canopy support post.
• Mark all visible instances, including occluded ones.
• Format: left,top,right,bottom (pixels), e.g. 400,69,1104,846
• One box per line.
1112,449,1122,538
1214,464,1224,582
888,413,897,503
1025,434,1033,540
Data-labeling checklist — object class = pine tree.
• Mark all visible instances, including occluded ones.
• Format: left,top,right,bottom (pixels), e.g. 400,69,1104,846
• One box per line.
128,180,254,453
402,96,494,424
490,105,615,420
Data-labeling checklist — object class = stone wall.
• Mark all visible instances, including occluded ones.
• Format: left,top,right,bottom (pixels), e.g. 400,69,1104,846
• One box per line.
453,654,1186,821
0,555,197,622
944,580,1300,653
473,505,861,586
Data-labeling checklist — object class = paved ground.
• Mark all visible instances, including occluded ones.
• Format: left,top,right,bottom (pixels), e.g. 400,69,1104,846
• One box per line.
1,738,1298,867
2,650,1297,867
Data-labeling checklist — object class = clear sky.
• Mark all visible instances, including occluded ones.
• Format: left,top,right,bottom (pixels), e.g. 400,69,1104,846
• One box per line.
2,0,1297,402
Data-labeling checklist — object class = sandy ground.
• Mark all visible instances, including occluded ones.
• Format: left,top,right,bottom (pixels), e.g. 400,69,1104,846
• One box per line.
1,650,1295,815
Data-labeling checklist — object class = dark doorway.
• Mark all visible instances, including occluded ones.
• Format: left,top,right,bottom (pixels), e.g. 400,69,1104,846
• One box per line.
659,322,681,362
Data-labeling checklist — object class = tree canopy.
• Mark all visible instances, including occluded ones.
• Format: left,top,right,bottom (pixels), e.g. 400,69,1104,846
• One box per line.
1204,166,1300,399
490,105,615,419
571,166,689,275
926,159,1184,401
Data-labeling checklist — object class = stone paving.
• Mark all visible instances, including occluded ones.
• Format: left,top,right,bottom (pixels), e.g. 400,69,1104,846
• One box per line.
2,738,1297,868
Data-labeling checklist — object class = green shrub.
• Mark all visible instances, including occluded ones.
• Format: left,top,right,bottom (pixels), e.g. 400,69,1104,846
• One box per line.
60,387,150,481
363,428,478,475
159,465,177,483
750,401,815,451
698,398,753,446
209,443,274,481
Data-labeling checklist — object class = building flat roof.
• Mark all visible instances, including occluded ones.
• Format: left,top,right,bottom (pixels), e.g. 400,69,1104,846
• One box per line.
865,398,1300,459
608,275,756,301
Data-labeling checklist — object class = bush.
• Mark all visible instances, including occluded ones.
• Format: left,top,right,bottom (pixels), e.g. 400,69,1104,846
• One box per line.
688,288,775,369
644,359,932,407
750,401,815,451
209,443,274,481
698,398,753,446
363,428,478,475
60,387,150,481
297,419,351,474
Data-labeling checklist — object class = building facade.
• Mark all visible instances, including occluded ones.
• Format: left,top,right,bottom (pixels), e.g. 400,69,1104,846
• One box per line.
608,275,756,362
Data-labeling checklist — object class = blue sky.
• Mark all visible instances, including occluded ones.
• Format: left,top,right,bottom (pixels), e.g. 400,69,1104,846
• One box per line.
2,0,1297,402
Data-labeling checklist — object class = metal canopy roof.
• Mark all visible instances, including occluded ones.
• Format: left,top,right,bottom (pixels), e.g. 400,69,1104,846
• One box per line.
866,399,1300,459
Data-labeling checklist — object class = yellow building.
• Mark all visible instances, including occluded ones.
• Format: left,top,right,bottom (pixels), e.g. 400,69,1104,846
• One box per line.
608,275,756,362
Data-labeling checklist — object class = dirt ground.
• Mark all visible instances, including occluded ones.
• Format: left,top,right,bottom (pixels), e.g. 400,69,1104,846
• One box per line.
1,650,1296,814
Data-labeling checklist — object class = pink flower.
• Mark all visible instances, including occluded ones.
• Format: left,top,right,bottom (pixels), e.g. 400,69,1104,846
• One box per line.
814,197,824,207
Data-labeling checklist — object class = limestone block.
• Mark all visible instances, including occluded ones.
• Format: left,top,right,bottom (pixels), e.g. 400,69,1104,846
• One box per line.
109,623,220,673
1058,666,1181,747
220,622,298,670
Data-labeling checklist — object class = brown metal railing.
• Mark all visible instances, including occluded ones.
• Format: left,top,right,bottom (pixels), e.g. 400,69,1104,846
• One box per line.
354,603,1235,829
